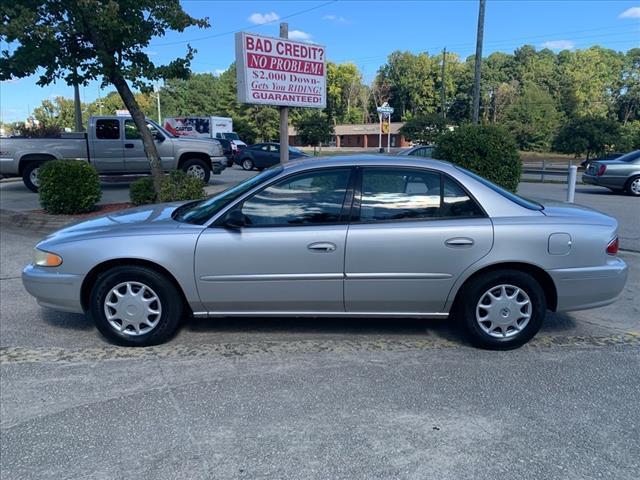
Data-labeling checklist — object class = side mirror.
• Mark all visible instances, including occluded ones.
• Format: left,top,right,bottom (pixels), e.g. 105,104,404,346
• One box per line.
223,209,246,228
155,132,165,142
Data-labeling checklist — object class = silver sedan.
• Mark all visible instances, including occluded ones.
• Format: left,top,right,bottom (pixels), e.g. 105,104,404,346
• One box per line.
23,156,628,349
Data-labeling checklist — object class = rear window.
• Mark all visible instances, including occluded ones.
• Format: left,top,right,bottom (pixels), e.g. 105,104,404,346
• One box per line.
618,150,640,163
456,167,543,211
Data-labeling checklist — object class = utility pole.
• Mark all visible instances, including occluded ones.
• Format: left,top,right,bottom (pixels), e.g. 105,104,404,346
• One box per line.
73,83,83,131
279,22,289,164
440,47,447,121
472,0,486,125
154,84,161,124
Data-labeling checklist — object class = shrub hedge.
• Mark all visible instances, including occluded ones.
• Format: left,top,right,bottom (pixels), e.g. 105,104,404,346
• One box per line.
433,124,521,192
130,170,205,205
38,160,102,214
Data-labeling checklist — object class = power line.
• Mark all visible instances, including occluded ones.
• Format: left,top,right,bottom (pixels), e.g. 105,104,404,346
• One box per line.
150,1,337,47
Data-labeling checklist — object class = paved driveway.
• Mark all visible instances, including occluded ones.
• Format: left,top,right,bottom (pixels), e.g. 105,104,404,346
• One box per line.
1,225,639,479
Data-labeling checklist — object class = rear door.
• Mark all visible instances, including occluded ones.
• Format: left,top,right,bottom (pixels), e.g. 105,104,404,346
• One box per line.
194,167,354,313
344,167,493,314
90,119,124,172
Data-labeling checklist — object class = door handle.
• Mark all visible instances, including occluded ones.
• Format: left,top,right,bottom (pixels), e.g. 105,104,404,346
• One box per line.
307,242,336,253
125,143,134,148
445,237,474,247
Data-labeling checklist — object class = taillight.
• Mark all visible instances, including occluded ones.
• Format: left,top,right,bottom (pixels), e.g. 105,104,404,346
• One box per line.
596,164,607,176
606,236,619,255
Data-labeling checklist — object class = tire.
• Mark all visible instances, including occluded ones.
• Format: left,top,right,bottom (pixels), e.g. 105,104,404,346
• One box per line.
625,175,640,197
181,158,211,184
458,270,546,350
89,265,183,347
241,158,254,171
22,162,43,193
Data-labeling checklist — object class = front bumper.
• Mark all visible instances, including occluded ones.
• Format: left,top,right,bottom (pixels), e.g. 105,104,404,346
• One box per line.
548,257,628,312
22,265,85,314
210,156,227,174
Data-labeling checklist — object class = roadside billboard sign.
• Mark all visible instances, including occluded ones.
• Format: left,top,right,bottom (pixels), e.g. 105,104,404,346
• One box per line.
235,32,326,109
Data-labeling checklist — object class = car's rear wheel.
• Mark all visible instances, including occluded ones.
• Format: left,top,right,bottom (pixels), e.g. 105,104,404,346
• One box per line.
241,158,254,171
181,158,211,184
89,265,183,346
625,175,640,197
459,270,546,350
22,162,42,192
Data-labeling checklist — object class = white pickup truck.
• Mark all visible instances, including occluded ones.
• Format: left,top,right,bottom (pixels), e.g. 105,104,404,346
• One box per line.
0,116,226,192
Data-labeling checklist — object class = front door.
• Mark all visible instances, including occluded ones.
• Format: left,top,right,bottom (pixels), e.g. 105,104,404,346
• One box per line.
123,120,173,172
345,167,493,314
194,168,354,313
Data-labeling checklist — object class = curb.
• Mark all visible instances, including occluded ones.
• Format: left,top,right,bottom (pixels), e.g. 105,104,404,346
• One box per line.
0,208,80,234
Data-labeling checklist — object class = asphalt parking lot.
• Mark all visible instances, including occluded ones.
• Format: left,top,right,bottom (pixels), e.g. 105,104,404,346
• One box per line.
1,170,639,479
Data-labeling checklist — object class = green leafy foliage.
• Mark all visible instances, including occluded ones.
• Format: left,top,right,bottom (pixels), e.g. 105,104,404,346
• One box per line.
293,111,334,151
129,177,157,206
434,124,521,192
502,83,563,151
399,114,446,145
38,160,102,214
553,117,620,159
130,171,205,205
616,121,640,152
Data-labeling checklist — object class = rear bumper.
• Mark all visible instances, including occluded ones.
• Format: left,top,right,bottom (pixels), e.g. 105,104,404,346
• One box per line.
22,265,85,313
548,258,628,312
582,173,624,189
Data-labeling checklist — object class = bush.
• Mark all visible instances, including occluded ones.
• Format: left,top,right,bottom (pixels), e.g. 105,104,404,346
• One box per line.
129,177,156,205
129,170,206,205
38,160,101,214
399,113,446,145
433,124,521,192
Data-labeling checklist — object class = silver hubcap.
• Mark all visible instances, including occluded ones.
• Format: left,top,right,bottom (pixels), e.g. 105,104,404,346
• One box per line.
186,164,206,179
30,168,40,187
104,281,162,336
243,160,252,170
631,178,640,195
475,284,532,338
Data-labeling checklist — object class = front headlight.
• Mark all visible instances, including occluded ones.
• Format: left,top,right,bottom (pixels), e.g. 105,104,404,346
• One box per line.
34,248,63,267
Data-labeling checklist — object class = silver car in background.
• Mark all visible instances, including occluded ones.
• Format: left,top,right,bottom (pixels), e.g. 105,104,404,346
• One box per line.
582,150,640,196
23,156,628,349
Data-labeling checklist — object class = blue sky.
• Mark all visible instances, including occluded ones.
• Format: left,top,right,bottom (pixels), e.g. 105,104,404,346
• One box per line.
1,0,639,123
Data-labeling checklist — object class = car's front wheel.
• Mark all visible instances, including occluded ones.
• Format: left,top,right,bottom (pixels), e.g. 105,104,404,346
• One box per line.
89,265,183,346
625,175,640,197
459,270,546,350
181,158,211,184
241,158,254,171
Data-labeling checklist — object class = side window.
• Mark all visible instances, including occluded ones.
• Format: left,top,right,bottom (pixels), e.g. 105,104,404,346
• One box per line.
124,120,158,140
240,169,351,226
442,176,484,218
270,144,280,153
359,169,442,221
96,119,120,140
259,145,269,152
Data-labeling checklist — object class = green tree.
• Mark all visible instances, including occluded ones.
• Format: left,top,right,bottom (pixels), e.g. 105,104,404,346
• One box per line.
1,0,208,198
326,62,368,124
433,124,521,192
32,97,77,130
503,83,562,151
616,121,640,151
553,116,621,159
293,110,334,155
399,113,445,145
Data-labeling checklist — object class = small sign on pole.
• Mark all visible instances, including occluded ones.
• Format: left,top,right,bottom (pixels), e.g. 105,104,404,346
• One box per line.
376,103,394,153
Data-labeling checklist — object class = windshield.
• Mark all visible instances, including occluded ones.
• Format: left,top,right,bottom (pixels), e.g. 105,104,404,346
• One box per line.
173,167,283,224
146,119,176,138
222,132,240,141
617,150,640,163
456,166,544,210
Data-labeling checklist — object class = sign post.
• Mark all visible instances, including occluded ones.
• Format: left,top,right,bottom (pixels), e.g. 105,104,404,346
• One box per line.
376,103,394,153
235,29,326,164
278,23,289,163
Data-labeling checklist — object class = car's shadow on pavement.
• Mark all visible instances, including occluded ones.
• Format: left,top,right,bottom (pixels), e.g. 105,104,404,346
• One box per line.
41,309,94,331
